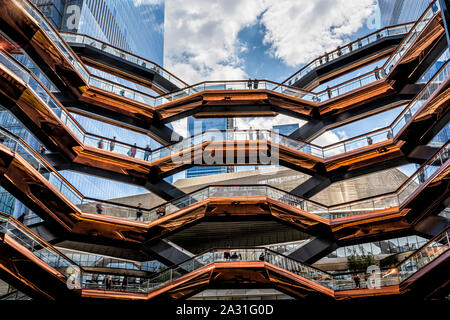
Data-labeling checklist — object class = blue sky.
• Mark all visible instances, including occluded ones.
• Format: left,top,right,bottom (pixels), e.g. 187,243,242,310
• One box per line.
162,0,433,83
163,0,430,141
160,0,436,182
237,21,292,82
163,0,380,83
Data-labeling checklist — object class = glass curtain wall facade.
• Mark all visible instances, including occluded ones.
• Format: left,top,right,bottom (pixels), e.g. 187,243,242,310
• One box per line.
0,0,167,216
32,0,165,64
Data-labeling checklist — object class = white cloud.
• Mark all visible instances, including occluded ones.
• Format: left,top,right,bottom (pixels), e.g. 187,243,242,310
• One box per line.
234,115,306,131
164,0,375,83
312,130,342,146
260,0,376,67
164,0,265,83
133,0,163,6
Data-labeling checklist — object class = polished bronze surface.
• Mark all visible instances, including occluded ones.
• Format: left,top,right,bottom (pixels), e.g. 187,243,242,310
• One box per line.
79,56,169,95
0,0,86,95
0,232,80,300
0,0,445,127
0,138,447,247
0,213,447,301
1,49,448,183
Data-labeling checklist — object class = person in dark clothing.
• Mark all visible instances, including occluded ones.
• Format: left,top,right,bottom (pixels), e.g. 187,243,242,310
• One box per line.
247,78,252,89
353,274,361,288
105,275,112,289
249,126,254,140
253,78,259,89
259,252,265,261
367,136,373,145
121,276,128,290
374,67,380,80
144,144,151,161
96,203,103,215
404,109,412,122
326,86,332,99
109,137,116,152
136,203,144,221
223,244,231,260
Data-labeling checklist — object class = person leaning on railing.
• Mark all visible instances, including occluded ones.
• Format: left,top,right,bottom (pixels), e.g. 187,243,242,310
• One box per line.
157,204,166,218
259,252,265,261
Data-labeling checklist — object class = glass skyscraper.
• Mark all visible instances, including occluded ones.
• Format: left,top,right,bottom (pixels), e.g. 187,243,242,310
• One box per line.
0,0,166,219
32,0,164,64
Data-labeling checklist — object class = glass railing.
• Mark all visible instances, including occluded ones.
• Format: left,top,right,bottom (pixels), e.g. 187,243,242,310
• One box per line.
80,247,334,293
59,249,165,273
397,228,449,282
0,50,155,160
13,0,439,110
80,229,450,293
1,213,447,296
60,32,188,90
151,70,384,105
1,120,447,226
0,213,77,276
78,141,449,222
13,0,157,106
284,22,415,86
392,61,449,136
262,239,311,255
88,75,156,105
0,127,83,205
154,80,315,105
384,1,440,74
3,45,447,165
14,0,90,81
150,60,450,162
397,144,449,204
